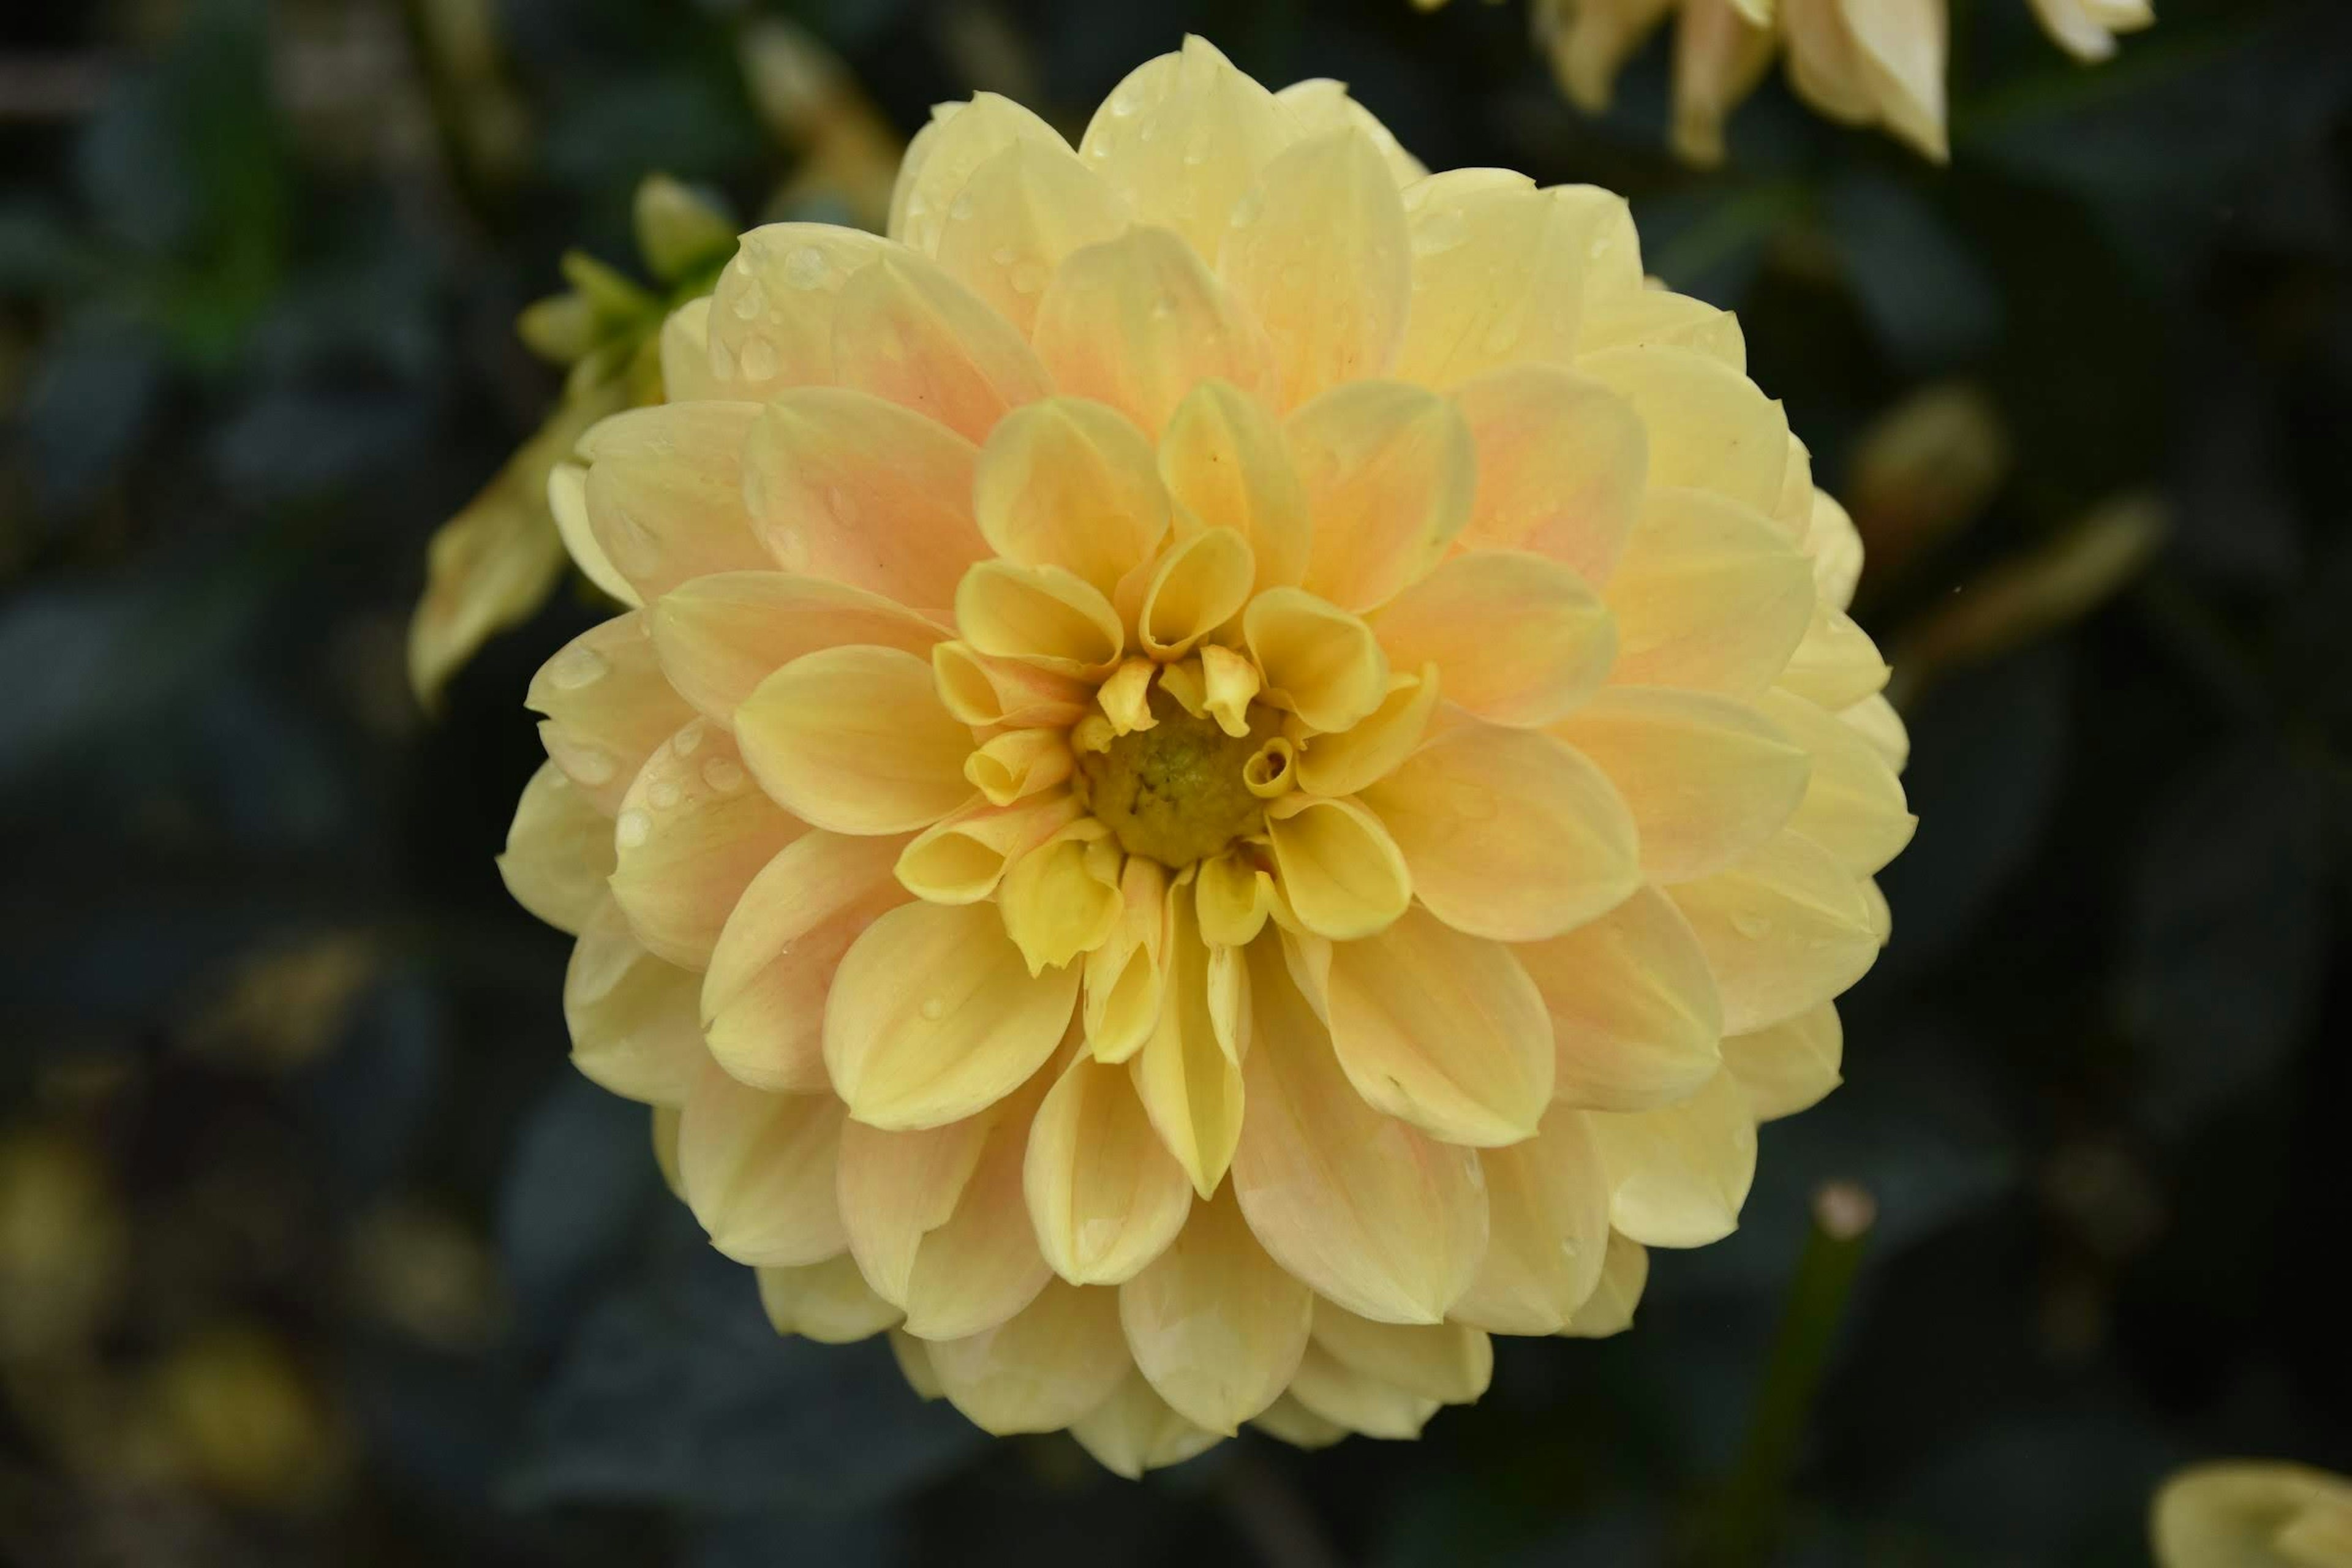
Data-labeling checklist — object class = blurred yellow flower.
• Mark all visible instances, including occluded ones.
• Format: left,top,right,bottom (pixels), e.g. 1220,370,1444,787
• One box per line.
1427,0,2153,163
499,36,1912,1471
2155,1461,2352,1568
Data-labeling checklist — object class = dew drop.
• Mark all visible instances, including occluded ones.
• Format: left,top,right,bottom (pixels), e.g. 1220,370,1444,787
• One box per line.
825,485,860,526
552,742,617,786
783,245,831,290
919,997,948,1021
648,778,682,810
703,756,745,794
1412,208,1466,257
738,337,779,382
1730,911,1770,940
545,644,608,691
672,721,705,756
616,809,652,848
731,282,767,320
949,193,975,222
1109,89,1138,119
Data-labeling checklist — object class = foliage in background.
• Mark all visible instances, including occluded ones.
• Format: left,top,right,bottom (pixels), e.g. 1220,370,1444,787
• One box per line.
2,0,2350,1564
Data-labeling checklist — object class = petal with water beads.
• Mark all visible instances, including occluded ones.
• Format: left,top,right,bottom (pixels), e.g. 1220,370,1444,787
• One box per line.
1077,36,1291,258
609,721,802,970
530,613,696,814
649,570,949,726
499,762,616,937
576,402,770,601
564,898,707,1107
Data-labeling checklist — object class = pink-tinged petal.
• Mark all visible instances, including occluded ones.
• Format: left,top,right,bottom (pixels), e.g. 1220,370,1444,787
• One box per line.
1232,941,1488,1325
828,252,1054,442
677,1063,846,1267
934,139,1131,336
576,402,770,601
735,646,974,836
609,720,802,970
563,898,707,1107
1584,1066,1757,1248
1667,829,1880,1035
702,831,911,1095
1515,884,1724,1114
1373,550,1617,728
529,612,698,815
1289,381,1474,612
1452,364,1648,587
705,225,891,398
649,571,949,728
499,762,616,937
739,390,988,611
1119,1185,1311,1434
1077,36,1290,257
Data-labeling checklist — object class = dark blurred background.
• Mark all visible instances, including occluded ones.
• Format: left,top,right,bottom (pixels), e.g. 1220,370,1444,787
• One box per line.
4,1,2350,1564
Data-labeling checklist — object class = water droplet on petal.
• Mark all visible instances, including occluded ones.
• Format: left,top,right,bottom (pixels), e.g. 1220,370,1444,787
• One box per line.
783,246,831,290
738,337,779,382
672,721,705,756
647,778,682,810
545,644,608,691
731,282,767,320
616,809,651,848
702,756,745,794
919,997,947,1021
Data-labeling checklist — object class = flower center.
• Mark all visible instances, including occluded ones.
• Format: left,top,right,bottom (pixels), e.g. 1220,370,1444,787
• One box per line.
1075,689,1276,868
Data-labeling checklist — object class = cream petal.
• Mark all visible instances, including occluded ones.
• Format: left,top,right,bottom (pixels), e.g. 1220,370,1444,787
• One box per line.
974,398,1170,595
1271,78,1428,186
1840,693,1910,775
1451,364,1648,587
933,643,1091,731
1580,348,1792,524
564,898,706,1106
1251,1392,1351,1449
703,831,910,1095
1286,1344,1441,1439
550,457,637,609
677,1064,846,1267
1395,183,1600,388
891,1326,944,1398
652,1106,684,1200
1374,551,1617,728
609,721,802,970
998,820,1125,974
498,762,616,937
1781,0,1876,123
1561,1231,1649,1337
895,793,1082,905
954,559,1127,679
1158,379,1310,592
1320,906,1554,1146
1514,884,1724,1114
1309,1303,1493,1405
1840,0,1948,162
1130,894,1246,1196
1605,488,1817,696
1452,1107,1611,1335
1757,690,1915,875
1069,1372,1222,1477
1577,285,1747,369
1776,603,1891,709
1804,488,1864,611
1232,940,1488,1325
837,1092,1051,1339
1264,794,1413,942
739,390,988,610
530,612,697,815
736,645,974,836
933,138,1132,337
1585,1065,1757,1248
1077,36,1291,257
1118,1183,1311,1434
1292,666,1440,799
1364,724,1642,943
1025,1052,1193,1286
927,1279,1131,1434
1031,226,1280,435
1540,0,1678,111
1668,829,1882,1034
1721,1002,1843,1121
657,297,726,404
889,91,1069,256
576,402,770,601
1219,129,1411,406
650,571,949,727
756,1254,902,1343
1139,528,1254,660
706,224,890,399
1289,382,1475,612
964,728,1074,805
1243,587,1391,734
1084,857,1170,1064
1669,0,1777,167
1552,686,1811,885
824,899,1079,1129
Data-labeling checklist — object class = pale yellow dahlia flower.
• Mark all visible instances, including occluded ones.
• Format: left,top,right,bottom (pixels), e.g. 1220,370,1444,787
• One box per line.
497,36,1912,1474
2155,1463,2352,1568
1502,0,2155,164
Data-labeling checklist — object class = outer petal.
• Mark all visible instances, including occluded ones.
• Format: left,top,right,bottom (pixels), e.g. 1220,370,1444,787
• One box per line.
889,91,1069,255
1158,379,1311,592
1251,1393,1349,1450
1721,1002,1844,1120
1025,1053,1193,1285
564,898,706,1106
934,139,1131,337
498,763,616,936
1604,488,1817,696
1364,724,1642,943
739,391,988,610
757,1254,902,1344
677,1063,846,1267
1394,183,1603,388
1120,1185,1311,1434
736,646,974,835
657,297,726,404
1069,1373,1222,1478
1130,891,1246,1196
1514,885,1724,1114
1373,551,1616,729
1757,689,1915,875
1667,829,1882,1035
1579,347,1792,522
1077,36,1291,257
927,1280,1131,1434
1031,227,1279,436
1287,1344,1441,1439
649,570,949,726
576,402,770,601
550,456,636,609
828,251,1054,442
609,720,802,969
1219,129,1411,405
1309,1303,1493,1404
1577,286,1747,369
1289,382,1475,612
1453,1107,1612,1335
1803,488,1864,610
1452,364,1648,587
1231,940,1488,1325
702,831,910,1094
1561,1231,1650,1338
1584,1065,1757,1248
1552,686,1811,884
530,613,697,814
1320,906,1555,1147
1776,603,1891,710
706,225,890,398
974,398,1170,596
1272,78,1428,185
824,900,1079,1129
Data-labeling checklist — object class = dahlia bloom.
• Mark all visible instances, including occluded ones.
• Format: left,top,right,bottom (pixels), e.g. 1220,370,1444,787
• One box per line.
498,36,1912,1473
2155,1463,2352,1568
1456,0,2155,164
